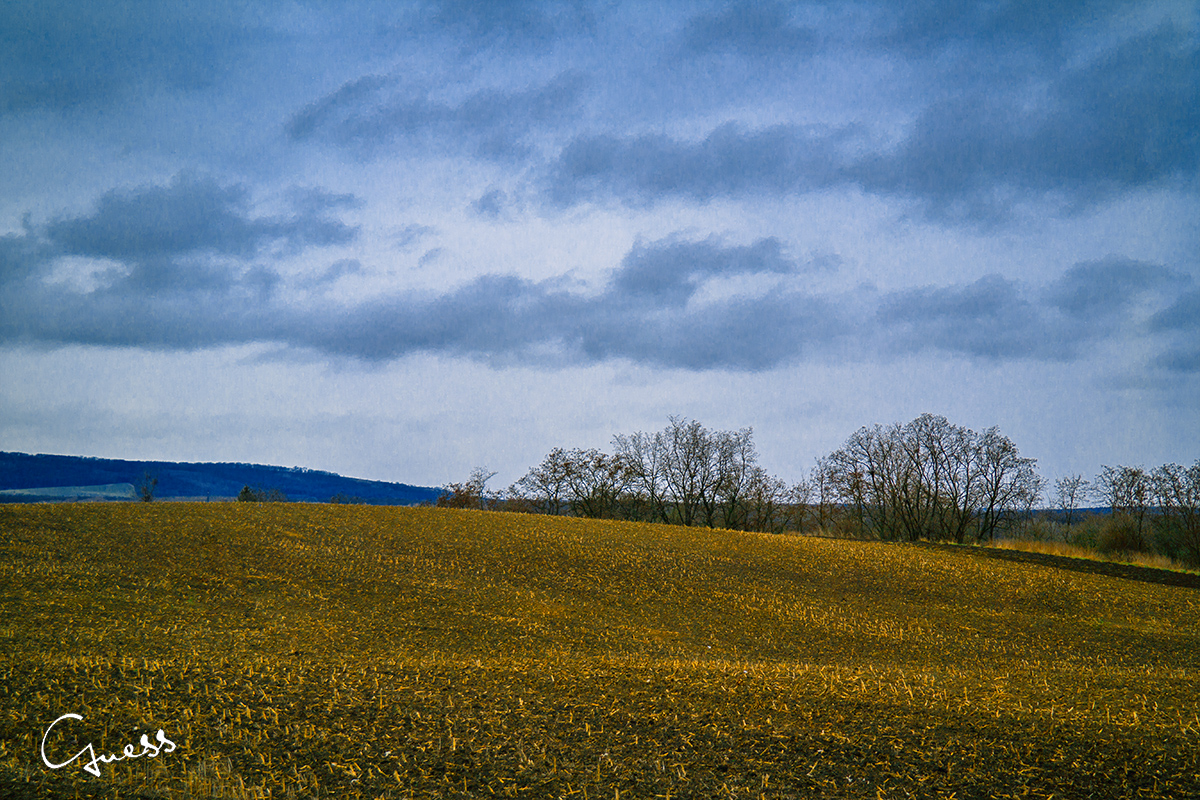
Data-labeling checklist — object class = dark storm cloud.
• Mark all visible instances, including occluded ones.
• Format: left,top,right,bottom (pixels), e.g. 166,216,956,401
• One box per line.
1151,288,1200,335
1150,288,1200,374
534,13,1197,221
0,1,258,114
0,173,359,347
852,25,1200,220
290,235,836,369
44,174,356,263
420,0,596,50
4,285,269,351
875,260,1198,363
870,0,1129,58
1046,258,1186,318
287,72,587,161
677,0,819,58
876,275,1065,360
613,236,796,306
3,222,845,369
297,274,586,362
0,228,54,286
3,174,1193,372
262,244,1200,371
573,289,843,371
544,123,857,206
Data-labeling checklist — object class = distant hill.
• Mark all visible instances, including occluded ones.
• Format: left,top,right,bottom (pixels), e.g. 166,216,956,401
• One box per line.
0,452,440,505
0,483,137,502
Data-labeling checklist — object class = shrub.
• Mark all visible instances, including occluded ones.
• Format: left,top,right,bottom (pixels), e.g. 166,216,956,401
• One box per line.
238,486,288,503
1069,515,1102,551
1097,513,1147,558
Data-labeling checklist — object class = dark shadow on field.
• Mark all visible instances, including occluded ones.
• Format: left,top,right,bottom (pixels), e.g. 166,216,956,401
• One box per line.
909,541,1200,590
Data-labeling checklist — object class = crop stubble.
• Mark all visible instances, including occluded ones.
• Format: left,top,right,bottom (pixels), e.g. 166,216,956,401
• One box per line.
0,503,1197,798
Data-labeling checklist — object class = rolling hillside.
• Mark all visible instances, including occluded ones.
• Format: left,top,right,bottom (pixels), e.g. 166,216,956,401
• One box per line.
1,503,1197,798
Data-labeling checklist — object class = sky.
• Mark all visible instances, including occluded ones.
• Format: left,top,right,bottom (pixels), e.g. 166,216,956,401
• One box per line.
1,0,1197,493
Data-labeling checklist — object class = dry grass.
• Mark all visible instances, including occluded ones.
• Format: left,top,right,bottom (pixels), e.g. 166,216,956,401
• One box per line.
1,502,1198,798
992,537,1197,573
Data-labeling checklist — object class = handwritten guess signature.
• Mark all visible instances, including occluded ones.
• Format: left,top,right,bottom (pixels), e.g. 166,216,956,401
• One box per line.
41,713,177,777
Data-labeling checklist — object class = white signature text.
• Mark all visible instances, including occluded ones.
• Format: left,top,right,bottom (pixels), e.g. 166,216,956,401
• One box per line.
41,713,176,777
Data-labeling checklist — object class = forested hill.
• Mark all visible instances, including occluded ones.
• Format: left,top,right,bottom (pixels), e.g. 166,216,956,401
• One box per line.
0,452,440,505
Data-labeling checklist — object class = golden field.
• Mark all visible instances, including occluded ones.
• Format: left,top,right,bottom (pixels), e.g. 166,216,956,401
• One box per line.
1,502,1197,799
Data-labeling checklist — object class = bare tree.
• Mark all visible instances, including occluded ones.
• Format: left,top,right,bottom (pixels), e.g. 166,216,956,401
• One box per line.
1054,474,1090,527
743,466,788,533
659,416,720,527
136,470,158,503
514,448,572,515
613,429,670,524
821,414,1040,543
808,457,842,534
825,422,906,539
787,474,814,533
1150,461,1200,567
509,417,811,534
975,426,1041,543
1094,465,1151,537
714,427,758,530
561,449,634,519
438,466,498,510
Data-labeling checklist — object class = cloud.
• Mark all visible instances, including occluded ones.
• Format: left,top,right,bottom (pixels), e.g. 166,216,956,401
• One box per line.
43,174,354,263
869,0,1122,59
1151,288,1200,334
0,173,360,347
284,75,393,142
876,275,1067,360
393,224,437,251
1150,287,1200,373
472,189,508,218
533,16,1196,222
544,122,858,206
1156,345,1200,374
289,234,831,369
875,258,1197,363
419,0,596,51
297,274,581,362
852,25,1200,220
287,72,587,161
612,235,797,306
1046,258,1186,318
0,1,258,114
0,228,54,286
308,259,362,286
677,0,819,58
3,171,1193,374
3,220,844,369
573,289,843,371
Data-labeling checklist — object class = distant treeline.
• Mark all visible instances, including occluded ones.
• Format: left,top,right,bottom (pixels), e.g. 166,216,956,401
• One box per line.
0,452,440,505
438,414,1200,567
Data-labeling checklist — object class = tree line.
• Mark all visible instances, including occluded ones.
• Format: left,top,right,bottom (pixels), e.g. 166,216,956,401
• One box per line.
440,417,794,533
438,413,1199,567
1060,463,1200,567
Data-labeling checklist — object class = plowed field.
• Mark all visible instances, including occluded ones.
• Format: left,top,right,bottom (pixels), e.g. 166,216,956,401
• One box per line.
1,503,1197,798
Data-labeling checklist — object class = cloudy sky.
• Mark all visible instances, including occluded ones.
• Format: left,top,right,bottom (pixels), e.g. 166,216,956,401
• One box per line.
2,1,1197,492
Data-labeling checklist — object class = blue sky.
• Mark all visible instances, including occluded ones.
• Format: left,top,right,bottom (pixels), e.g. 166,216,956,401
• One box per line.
1,0,1197,491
